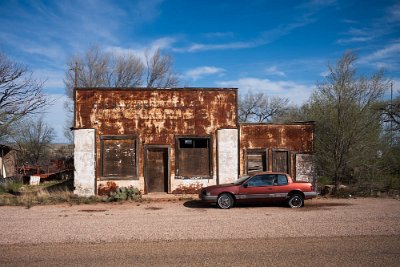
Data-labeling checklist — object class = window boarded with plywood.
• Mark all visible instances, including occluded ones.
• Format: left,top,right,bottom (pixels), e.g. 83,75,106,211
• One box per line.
101,136,137,179
246,149,267,174
176,138,211,177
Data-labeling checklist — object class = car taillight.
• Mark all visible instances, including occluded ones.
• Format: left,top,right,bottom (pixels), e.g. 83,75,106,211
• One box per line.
311,184,315,191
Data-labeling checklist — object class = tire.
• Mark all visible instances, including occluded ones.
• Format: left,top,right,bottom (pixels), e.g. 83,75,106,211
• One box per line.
217,193,234,209
287,194,304,208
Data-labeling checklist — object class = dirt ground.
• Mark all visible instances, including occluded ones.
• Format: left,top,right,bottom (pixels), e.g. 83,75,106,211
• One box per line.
1,197,399,266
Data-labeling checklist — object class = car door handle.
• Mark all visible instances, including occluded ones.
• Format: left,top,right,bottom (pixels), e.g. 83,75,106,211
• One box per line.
268,188,273,190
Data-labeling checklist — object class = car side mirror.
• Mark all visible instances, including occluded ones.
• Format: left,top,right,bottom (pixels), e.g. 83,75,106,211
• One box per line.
243,183,248,188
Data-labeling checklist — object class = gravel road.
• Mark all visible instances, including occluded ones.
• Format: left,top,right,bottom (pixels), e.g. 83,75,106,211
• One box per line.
0,197,399,244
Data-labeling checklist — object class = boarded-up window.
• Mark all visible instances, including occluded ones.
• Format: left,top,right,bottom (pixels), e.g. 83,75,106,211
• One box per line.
295,154,314,182
176,138,211,177
101,136,137,179
272,150,289,174
246,149,267,174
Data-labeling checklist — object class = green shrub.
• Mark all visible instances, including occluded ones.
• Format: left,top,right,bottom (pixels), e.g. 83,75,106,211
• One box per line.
0,181,23,195
107,186,141,202
316,176,331,187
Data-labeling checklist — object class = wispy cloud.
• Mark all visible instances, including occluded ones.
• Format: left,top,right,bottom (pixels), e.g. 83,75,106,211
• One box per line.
176,16,316,53
388,3,400,22
338,3,400,45
265,66,286,77
33,68,68,94
0,0,164,63
184,66,226,81
106,37,176,63
216,77,313,105
337,36,373,44
320,70,331,77
203,32,234,38
175,0,330,54
359,42,400,70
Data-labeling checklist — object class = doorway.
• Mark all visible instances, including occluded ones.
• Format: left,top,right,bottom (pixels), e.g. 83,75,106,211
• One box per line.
145,146,169,193
272,150,289,174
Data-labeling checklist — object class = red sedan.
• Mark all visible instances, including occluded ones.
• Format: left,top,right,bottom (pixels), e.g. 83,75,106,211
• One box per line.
199,172,317,209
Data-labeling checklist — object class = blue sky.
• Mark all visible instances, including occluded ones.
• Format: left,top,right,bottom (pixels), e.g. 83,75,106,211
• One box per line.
1,0,399,142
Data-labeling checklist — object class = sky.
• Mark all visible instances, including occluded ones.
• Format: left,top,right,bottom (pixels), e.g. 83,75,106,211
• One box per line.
0,0,399,143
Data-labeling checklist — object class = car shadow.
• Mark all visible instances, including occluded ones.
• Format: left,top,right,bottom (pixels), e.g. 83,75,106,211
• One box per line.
183,200,212,208
183,199,354,210
183,200,287,209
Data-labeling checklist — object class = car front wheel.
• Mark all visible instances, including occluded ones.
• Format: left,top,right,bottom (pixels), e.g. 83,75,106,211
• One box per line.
287,194,304,208
217,193,234,209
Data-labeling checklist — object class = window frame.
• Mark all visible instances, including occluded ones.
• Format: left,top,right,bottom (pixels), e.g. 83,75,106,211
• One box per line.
244,148,269,174
175,136,213,178
100,135,139,180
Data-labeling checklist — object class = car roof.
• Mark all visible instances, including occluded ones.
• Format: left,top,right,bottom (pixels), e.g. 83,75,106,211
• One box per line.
250,172,289,176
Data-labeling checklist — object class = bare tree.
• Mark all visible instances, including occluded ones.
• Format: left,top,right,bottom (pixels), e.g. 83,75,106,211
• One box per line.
64,46,145,99
381,89,400,132
65,46,179,99
146,48,179,88
64,46,180,141
238,92,289,123
12,117,55,165
0,52,49,142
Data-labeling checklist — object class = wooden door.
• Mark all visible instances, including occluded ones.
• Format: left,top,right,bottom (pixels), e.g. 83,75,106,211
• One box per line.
145,148,168,193
273,151,289,173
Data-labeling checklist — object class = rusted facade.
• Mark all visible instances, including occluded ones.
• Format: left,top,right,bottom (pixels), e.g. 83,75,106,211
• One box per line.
74,88,237,194
73,87,315,195
239,123,315,181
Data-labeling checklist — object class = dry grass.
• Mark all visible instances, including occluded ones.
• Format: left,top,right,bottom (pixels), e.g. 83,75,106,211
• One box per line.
0,183,101,208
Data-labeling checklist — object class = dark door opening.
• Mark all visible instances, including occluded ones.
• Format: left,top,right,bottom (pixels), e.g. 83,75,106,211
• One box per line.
145,147,169,193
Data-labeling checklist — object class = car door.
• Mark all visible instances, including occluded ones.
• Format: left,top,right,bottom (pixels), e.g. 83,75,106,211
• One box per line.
237,174,276,203
271,174,290,201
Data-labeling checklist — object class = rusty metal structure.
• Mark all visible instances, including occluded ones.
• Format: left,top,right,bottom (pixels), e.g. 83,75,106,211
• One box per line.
239,123,315,180
73,87,315,195
74,88,237,194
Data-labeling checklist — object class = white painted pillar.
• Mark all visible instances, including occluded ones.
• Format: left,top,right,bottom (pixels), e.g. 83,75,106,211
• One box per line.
73,129,96,196
217,129,238,184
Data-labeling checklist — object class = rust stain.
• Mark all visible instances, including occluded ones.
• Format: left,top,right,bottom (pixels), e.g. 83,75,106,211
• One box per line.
239,124,314,152
239,123,315,177
171,183,203,194
75,88,238,180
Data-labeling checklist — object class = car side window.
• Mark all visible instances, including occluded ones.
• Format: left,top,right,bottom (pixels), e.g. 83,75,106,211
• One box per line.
277,174,288,185
247,175,274,187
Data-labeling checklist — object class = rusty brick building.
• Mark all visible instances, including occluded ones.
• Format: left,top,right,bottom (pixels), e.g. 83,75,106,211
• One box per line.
73,87,314,196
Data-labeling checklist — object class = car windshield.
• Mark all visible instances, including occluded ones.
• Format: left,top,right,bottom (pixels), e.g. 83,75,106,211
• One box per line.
232,176,250,185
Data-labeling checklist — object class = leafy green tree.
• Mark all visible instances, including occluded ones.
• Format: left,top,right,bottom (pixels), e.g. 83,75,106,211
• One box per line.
307,52,388,191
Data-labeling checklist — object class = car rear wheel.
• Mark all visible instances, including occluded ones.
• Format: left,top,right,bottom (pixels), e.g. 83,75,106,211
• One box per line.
217,193,234,209
287,194,304,208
